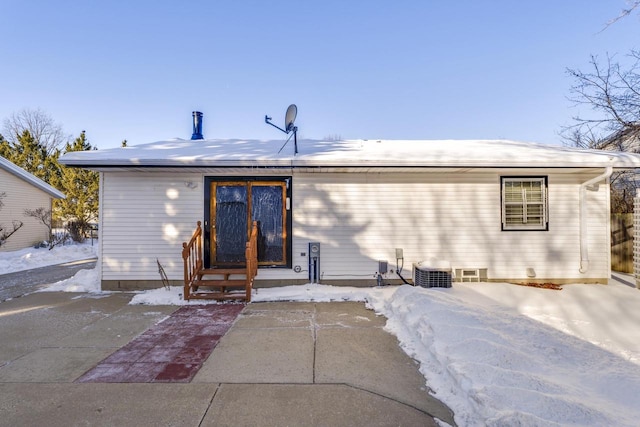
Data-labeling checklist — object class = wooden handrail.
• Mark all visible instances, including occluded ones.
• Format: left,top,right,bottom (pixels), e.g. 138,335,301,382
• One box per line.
182,220,258,301
244,221,259,300
182,221,203,300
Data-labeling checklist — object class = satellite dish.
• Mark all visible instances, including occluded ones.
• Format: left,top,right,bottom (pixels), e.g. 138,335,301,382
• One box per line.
265,104,300,155
285,104,297,132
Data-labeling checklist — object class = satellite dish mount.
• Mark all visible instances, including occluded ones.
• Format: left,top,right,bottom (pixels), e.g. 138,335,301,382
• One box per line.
265,104,298,155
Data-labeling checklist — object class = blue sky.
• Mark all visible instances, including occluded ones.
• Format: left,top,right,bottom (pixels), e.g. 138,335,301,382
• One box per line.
1,1,639,149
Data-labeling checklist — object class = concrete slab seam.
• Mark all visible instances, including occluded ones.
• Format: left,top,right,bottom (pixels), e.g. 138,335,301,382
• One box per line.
213,381,444,420
198,382,221,426
312,303,318,384
339,382,450,422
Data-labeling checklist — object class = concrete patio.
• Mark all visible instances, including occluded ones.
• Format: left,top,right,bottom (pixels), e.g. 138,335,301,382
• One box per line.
0,292,455,426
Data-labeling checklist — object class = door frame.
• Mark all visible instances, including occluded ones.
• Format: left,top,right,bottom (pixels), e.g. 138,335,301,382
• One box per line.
203,176,292,269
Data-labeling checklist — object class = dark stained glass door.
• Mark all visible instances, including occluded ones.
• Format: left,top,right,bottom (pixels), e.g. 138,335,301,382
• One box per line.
251,183,286,264
210,181,287,266
212,183,248,264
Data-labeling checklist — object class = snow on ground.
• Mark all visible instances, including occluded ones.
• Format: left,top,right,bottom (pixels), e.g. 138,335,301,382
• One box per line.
44,267,102,293
2,244,640,426
0,242,97,275
0,242,100,293
370,284,640,426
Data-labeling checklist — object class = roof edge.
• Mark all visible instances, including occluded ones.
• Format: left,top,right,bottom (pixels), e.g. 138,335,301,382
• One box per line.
0,156,66,199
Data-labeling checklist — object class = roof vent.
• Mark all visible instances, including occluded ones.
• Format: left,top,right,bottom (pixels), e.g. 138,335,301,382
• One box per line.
191,111,203,140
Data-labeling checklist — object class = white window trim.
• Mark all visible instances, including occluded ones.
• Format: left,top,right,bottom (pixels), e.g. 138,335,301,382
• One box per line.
501,176,548,231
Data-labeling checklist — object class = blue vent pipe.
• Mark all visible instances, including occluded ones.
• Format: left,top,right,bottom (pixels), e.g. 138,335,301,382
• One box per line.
191,111,203,140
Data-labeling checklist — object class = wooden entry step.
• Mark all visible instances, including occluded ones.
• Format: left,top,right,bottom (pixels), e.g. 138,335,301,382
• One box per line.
187,290,249,300
182,221,258,302
198,268,248,288
196,279,247,288
200,268,247,276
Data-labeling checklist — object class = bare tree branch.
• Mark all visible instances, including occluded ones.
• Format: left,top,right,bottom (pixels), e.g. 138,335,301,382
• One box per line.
602,0,640,30
563,52,640,152
0,220,24,247
563,50,640,213
2,108,70,155
24,207,67,249
0,193,24,246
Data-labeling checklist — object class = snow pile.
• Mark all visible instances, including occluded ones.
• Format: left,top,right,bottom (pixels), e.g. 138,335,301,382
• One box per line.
0,243,96,275
130,286,208,305
129,283,383,305
367,285,640,426
42,267,101,293
454,280,640,365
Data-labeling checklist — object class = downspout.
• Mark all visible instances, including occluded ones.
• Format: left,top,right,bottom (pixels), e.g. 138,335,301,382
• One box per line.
579,166,613,273
97,171,104,290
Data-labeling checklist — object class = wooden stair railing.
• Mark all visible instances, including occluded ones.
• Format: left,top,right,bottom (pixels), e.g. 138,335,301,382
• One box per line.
182,221,258,302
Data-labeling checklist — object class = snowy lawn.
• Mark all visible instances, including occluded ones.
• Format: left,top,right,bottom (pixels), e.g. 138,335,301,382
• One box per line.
2,245,640,426
0,243,97,275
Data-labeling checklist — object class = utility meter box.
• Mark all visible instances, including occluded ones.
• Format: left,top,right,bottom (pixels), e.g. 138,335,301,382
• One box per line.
308,242,321,283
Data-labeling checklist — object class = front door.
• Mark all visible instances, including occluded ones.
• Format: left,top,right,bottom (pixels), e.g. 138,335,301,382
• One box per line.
209,179,289,267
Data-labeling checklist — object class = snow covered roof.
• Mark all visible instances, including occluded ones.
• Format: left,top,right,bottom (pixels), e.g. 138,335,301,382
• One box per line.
0,156,65,199
58,138,640,170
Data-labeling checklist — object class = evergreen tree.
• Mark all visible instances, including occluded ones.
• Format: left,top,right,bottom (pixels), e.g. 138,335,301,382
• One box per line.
55,131,99,235
0,129,61,185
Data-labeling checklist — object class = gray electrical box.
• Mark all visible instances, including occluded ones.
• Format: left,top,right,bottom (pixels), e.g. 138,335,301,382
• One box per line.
309,242,320,258
309,242,321,283
378,260,388,274
395,248,403,259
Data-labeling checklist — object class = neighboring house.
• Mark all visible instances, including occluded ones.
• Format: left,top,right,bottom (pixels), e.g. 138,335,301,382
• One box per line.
600,124,640,153
58,118,640,291
0,156,65,252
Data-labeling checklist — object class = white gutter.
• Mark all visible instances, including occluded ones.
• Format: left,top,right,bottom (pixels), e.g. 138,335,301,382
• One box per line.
579,166,613,273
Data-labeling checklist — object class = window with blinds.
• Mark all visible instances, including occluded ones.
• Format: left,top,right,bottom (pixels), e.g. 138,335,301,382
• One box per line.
501,177,548,231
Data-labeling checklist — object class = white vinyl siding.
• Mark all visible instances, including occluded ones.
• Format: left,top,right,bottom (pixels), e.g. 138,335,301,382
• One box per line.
0,169,53,252
288,172,608,282
99,169,611,285
100,173,203,282
501,177,548,230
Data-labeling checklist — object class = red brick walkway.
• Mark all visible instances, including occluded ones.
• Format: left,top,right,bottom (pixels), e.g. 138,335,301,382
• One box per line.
76,304,245,383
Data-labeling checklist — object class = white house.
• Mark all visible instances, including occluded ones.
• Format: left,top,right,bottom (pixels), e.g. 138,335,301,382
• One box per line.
0,156,65,252
58,124,640,291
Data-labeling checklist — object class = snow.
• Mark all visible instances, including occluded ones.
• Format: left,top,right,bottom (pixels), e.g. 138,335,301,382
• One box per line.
0,243,97,275
372,284,640,426
43,267,102,293
58,138,640,169
2,245,640,426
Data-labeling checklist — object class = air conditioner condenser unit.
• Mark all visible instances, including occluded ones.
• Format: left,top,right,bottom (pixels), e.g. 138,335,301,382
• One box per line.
413,259,452,288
